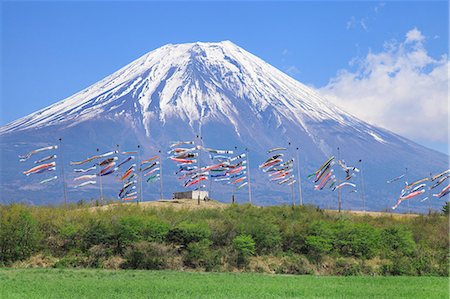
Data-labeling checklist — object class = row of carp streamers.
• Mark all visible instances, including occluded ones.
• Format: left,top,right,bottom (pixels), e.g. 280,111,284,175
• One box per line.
70,150,138,201
19,145,59,184
308,156,359,193
168,141,203,189
207,149,248,191
259,147,296,187
140,154,161,188
168,141,248,191
388,169,450,210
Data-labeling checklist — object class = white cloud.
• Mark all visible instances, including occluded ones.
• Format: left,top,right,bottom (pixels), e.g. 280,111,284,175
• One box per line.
285,65,300,76
373,2,385,14
405,27,425,43
319,28,449,144
360,18,368,31
347,16,357,30
347,3,385,31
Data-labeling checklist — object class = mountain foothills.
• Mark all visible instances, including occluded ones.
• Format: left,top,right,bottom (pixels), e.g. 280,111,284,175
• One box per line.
0,41,447,211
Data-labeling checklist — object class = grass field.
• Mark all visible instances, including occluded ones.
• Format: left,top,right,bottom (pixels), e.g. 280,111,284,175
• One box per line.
0,269,447,298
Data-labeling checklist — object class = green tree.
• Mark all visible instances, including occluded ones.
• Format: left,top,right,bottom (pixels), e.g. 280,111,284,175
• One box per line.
111,216,145,253
168,222,211,246
232,234,255,267
379,226,415,258
185,239,220,270
304,221,334,262
142,218,170,243
334,222,380,259
82,218,112,251
442,202,449,216
0,205,41,264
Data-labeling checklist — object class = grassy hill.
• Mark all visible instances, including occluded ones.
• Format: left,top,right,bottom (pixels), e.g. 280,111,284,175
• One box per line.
0,201,448,277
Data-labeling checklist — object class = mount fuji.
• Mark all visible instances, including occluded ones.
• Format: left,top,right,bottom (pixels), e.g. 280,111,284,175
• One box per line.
1,41,447,212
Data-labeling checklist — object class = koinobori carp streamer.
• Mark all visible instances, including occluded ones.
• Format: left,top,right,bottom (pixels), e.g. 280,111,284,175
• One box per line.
431,170,450,182
23,162,56,175
74,180,96,188
392,189,426,209
308,156,334,178
40,176,58,184
267,147,287,154
141,156,159,165
433,184,450,199
170,141,194,148
430,175,449,190
99,167,118,177
74,174,97,182
332,182,356,191
74,166,96,173
387,173,405,184
97,157,118,167
70,151,118,165
19,145,58,162
34,154,57,164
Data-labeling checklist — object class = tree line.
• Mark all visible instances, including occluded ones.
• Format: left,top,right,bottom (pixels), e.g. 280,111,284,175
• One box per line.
0,202,448,276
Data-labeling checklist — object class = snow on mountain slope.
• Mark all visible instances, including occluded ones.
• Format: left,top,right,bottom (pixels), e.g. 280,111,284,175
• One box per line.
1,41,448,211
2,41,358,137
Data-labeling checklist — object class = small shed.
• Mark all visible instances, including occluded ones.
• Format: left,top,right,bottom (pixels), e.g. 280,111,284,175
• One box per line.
173,190,209,200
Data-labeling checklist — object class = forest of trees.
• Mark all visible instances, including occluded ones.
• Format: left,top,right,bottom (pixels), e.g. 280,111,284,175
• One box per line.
0,202,448,276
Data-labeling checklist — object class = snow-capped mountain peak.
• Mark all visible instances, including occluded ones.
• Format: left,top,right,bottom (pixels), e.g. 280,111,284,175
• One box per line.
1,41,448,212
1,41,353,137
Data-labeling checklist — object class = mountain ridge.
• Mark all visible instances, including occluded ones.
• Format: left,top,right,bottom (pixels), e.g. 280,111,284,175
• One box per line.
0,41,447,211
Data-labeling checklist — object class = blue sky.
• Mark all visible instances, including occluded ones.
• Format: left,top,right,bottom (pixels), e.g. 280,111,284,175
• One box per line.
1,1,448,153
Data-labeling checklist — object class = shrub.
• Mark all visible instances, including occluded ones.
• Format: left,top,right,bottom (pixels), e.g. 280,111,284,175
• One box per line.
442,202,449,215
334,222,380,259
238,220,282,255
185,239,220,271
304,221,334,262
380,254,415,276
86,245,112,268
111,216,145,253
232,234,255,268
122,242,175,270
276,255,314,275
82,218,113,251
0,205,41,264
53,252,88,268
410,244,439,276
58,222,81,251
281,223,308,254
168,222,211,246
102,256,125,269
334,257,361,276
208,219,236,247
379,226,415,258
142,218,170,243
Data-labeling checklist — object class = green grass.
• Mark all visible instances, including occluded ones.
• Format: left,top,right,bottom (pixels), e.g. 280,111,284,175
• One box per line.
0,269,448,298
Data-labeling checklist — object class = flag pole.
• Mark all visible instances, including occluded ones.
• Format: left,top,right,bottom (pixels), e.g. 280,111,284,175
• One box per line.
138,145,144,203
97,148,103,205
58,138,68,206
159,150,163,201
291,181,295,209
245,147,252,205
428,172,432,214
196,134,201,205
359,159,366,213
288,142,294,208
405,167,410,214
116,144,121,203
296,147,303,206
337,146,342,212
